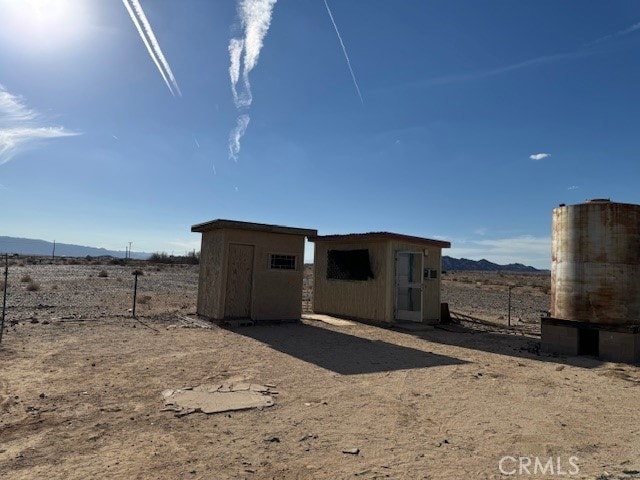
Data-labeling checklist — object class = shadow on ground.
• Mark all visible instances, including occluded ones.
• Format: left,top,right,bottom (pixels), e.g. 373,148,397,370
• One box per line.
401,322,604,369
228,321,467,375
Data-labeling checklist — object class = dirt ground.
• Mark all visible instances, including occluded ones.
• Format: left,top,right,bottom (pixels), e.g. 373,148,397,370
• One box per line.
1,259,640,480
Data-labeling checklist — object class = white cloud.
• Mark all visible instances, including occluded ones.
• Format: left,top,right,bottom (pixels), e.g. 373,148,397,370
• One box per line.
567,185,579,190
529,153,550,161
168,239,201,251
0,85,79,165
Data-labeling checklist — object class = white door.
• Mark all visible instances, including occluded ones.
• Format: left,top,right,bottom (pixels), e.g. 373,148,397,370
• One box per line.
395,251,423,322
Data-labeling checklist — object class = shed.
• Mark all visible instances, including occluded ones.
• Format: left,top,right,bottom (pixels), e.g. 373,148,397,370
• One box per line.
191,219,317,321
310,232,451,325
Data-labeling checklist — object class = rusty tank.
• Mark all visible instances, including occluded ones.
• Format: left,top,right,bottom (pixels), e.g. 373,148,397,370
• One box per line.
551,199,640,325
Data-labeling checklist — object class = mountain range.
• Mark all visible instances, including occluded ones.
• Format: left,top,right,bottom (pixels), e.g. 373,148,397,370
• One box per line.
0,236,545,271
0,236,150,260
442,256,545,272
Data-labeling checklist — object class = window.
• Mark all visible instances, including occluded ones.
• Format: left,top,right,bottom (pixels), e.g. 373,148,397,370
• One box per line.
270,254,296,270
327,249,374,280
424,268,438,279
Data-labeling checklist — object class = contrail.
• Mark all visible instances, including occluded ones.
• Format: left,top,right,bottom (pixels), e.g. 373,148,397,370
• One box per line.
415,19,640,89
586,20,640,46
228,0,277,108
229,38,245,107
323,0,363,104
227,0,277,159
229,114,250,161
122,0,181,96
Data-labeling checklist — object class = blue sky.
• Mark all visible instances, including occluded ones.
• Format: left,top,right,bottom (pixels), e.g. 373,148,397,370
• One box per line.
1,0,639,268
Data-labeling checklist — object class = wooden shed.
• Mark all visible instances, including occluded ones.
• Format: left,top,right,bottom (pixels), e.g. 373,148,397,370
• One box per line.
191,219,317,321
310,232,451,325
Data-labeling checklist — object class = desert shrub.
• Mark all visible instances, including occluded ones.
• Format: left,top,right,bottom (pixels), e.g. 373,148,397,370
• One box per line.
51,284,58,291
20,274,32,283
148,251,199,265
148,252,172,264
26,281,40,292
98,269,108,278
137,294,151,305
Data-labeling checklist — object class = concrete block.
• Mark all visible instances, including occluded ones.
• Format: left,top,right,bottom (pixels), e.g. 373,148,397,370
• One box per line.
599,331,640,365
541,323,579,356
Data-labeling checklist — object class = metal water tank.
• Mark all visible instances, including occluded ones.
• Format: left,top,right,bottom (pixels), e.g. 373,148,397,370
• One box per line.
551,199,640,325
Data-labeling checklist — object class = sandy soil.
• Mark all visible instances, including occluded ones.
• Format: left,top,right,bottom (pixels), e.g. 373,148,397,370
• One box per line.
1,259,640,480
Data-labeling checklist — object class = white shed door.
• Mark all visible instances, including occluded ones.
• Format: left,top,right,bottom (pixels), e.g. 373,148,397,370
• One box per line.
395,251,423,322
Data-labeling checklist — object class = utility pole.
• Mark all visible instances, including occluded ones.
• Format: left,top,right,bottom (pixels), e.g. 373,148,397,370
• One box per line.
128,242,133,260
52,240,56,260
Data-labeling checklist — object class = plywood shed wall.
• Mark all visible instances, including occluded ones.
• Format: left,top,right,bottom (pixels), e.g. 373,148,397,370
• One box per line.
192,220,317,321
311,233,450,325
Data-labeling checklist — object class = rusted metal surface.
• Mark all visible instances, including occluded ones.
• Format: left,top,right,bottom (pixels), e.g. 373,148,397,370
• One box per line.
551,200,640,325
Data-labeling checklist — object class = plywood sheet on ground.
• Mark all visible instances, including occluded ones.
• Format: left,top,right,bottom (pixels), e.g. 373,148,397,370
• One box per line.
162,383,274,415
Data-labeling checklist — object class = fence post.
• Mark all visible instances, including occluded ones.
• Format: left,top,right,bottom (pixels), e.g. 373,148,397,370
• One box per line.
132,270,143,317
507,285,514,327
1,254,8,344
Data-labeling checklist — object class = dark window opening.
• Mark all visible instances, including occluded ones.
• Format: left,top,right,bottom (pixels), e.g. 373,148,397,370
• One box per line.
327,249,374,280
578,328,599,356
270,254,296,270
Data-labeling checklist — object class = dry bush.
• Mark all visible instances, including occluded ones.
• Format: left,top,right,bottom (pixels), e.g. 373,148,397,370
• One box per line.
20,274,32,283
26,281,40,292
98,269,108,278
137,295,151,305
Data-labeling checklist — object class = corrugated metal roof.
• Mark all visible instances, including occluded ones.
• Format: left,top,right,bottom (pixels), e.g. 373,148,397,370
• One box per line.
191,219,317,236
309,232,451,248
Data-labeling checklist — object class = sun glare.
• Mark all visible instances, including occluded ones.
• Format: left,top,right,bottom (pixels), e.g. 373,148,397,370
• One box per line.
0,0,92,54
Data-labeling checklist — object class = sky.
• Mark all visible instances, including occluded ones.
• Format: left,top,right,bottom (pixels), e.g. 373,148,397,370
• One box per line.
1,0,639,269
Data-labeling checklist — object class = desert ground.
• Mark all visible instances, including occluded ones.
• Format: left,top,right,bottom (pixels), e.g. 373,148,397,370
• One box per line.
1,258,640,480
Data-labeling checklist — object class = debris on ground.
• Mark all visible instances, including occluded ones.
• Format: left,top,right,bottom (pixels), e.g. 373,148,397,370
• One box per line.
161,383,275,416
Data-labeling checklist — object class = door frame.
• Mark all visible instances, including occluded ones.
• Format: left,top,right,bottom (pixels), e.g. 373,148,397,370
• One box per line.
394,250,424,322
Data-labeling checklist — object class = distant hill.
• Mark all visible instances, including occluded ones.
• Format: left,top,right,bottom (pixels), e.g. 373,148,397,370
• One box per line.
0,236,150,260
442,256,545,272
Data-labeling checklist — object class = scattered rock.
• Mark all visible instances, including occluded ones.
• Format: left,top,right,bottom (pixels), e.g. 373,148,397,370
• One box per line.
342,448,359,455
264,436,280,443
555,365,565,371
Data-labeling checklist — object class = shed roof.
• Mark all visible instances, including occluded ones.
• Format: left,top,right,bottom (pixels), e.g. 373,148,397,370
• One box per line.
191,219,317,237
309,232,451,249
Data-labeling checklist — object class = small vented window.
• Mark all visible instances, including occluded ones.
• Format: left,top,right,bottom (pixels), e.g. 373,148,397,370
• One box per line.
270,254,296,270
327,249,374,281
424,268,438,279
